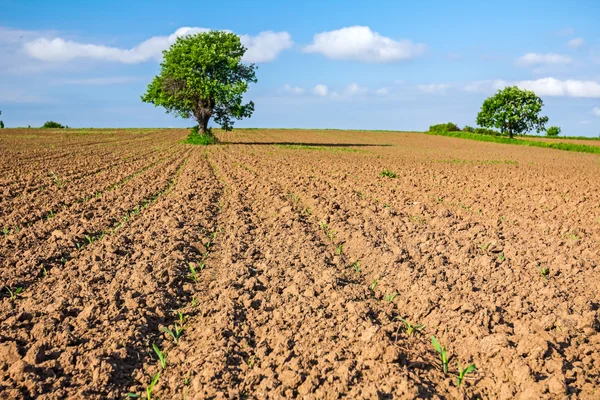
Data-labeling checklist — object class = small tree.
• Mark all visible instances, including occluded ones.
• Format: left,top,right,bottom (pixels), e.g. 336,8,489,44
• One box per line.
0,111,4,129
42,121,65,128
476,86,548,139
142,31,257,137
546,126,561,137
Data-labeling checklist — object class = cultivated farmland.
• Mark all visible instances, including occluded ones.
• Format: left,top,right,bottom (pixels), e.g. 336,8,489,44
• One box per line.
1,128,599,399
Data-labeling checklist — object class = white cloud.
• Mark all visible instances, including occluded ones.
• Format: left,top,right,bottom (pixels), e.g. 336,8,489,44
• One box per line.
312,84,329,96
567,37,584,49
580,120,591,124
282,84,304,95
342,83,368,97
463,78,600,98
516,53,572,67
24,27,292,64
593,107,600,116
53,76,142,85
303,26,425,63
418,83,450,94
375,87,389,96
240,31,293,62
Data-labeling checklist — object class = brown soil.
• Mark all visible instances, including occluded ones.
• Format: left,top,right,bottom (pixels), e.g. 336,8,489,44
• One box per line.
1,128,599,399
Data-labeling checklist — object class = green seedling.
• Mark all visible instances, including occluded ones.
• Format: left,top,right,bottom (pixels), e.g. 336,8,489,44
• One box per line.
385,292,398,303
370,279,378,292
431,336,449,374
246,355,256,367
335,244,343,255
184,373,191,386
191,297,198,307
352,260,361,274
397,317,425,336
379,169,398,178
188,263,198,284
6,286,23,300
2,227,9,235
85,235,94,244
539,266,549,280
161,313,186,344
456,361,477,387
498,252,505,262
480,242,492,252
152,344,167,369
145,372,160,400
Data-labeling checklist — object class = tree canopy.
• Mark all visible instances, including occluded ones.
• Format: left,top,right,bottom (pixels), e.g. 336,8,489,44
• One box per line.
476,86,548,138
142,31,257,135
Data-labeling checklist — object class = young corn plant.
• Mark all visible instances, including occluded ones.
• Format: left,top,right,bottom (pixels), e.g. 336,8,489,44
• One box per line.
125,371,160,400
385,292,398,303
335,244,343,255
456,361,477,387
539,266,549,280
188,263,198,284
6,286,23,301
352,260,361,274
370,279,378,293
398,317,425,336
431,336,449,374
152,344,167,369
161,312,186,344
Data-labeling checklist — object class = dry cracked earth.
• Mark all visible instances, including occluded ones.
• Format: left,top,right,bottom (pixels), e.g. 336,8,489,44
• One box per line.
0,128,599,399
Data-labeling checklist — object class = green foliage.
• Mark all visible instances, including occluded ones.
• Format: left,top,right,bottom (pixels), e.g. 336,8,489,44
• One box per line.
546,126,561,137
6,286,23,301
42,121,66,129
456,361,477,386
184,127,218,145
474,127,503,136
398,317,425,336
152,344,167,369
429,122,461,133
476,86,548,138
462,125,475,132
431,336,449,374
0,110,3,129
425,130,600,154
142,30,257,134
379,169,398,178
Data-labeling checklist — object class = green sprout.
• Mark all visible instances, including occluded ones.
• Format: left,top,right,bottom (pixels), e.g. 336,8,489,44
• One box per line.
352,260,361,274
152,344,167,369
370,279,378,292
385,292,398,303
456,361,477,387
431,336,449,374
6,286,23,301
397,317,425,336
188,263,198,284
539,266,549,280
161,313,186,344
498,252,505,262
379,169,398,178
335,244,343,255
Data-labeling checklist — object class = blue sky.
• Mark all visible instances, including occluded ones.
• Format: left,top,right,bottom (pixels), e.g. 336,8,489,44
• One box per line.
1,0,600,135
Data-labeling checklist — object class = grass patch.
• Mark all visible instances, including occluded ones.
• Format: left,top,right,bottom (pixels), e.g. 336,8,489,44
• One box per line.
184,133,217,145
437,158,518,165
426,130,600,155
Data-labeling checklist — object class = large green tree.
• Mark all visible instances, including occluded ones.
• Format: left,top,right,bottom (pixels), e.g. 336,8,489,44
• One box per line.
476,86,548,139
142,31,257,135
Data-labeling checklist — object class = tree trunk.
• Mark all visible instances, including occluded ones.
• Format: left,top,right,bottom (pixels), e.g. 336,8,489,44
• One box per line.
198,116,210,135
509,130,513,139
195,108,212,136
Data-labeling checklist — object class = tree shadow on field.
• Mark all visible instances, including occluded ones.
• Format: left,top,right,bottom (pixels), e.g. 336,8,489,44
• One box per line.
222,141,392,147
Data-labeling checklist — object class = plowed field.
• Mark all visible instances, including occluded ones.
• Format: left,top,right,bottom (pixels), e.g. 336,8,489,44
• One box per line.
1,128,599,399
